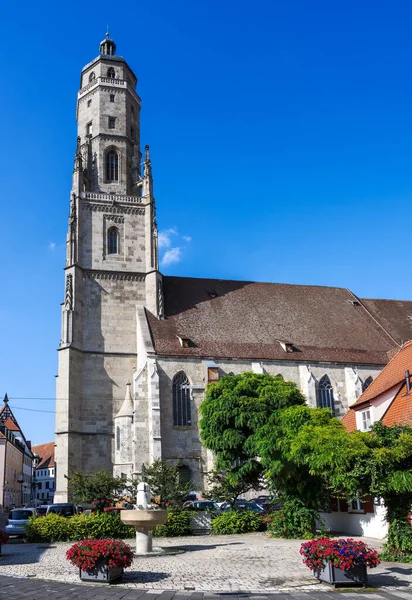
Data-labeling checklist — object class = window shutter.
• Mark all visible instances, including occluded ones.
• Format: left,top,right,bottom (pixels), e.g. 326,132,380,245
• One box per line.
339,499,348,512
363,496,374,514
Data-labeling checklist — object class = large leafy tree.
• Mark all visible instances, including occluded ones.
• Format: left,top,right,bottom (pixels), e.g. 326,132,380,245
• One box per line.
200,372,306,500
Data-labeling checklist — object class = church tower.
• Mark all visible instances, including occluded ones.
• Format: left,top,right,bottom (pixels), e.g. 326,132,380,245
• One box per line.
54,35,162,501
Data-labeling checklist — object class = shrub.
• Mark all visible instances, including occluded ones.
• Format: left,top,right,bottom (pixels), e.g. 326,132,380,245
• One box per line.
265,498,322,539
0,531,9,544
25,512,134,543
380,519,412,562
66,539,134,571
153,508,192,537
300,538,380,572
211,510,263,535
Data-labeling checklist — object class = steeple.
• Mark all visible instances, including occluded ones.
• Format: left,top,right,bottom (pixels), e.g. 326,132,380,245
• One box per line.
100,30,116,56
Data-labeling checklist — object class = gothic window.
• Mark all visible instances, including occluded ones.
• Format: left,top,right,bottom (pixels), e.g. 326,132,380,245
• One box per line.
89,71,95,82
178,464,191,486
108,227,119,255
172,372,191,427
108,116,116,129
107,67,115,79
362,376,373,392
110,94,115,102
317,375,335,413
116,426,120,451
105,149,118,181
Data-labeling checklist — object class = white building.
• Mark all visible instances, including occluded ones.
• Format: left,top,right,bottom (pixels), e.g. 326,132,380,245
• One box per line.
32,442,55,506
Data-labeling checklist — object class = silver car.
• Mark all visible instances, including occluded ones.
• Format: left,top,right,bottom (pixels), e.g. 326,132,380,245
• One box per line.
5,508,37,537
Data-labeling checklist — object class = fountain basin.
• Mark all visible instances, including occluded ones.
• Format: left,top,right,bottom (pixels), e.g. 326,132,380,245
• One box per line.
120,509,167,528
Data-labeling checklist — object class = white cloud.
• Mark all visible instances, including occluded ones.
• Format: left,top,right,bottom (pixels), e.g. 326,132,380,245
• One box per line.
183,236,192,242
161,247,182,267
48,242,56,251
158,228,178,249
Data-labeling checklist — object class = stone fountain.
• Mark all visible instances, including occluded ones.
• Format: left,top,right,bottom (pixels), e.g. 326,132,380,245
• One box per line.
120,481,168,554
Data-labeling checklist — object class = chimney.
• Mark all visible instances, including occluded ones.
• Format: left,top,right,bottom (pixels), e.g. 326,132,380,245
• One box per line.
406,370,411,394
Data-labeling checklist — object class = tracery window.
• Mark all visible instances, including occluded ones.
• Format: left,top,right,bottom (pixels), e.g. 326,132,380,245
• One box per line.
107,67,115,79
172,372,191,427
178,465,191,486
105,149,118,181
108,227,119,255
362,376,373,392
317,375,335,413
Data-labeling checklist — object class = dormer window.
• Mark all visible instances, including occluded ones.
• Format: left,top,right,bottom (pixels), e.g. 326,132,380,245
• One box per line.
278,340,299,353
360,408,372,431
177,336,195,348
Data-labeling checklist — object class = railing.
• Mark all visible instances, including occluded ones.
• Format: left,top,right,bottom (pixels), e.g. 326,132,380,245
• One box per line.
82,192,143,204
78,77,141,106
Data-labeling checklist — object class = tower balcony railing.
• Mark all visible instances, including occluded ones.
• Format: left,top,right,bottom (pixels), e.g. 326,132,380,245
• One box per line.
81,192,143,204
78,77,142,106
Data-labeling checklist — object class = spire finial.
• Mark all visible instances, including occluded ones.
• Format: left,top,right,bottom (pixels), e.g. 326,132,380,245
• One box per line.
145,144,150,163
106,26,110,38
3,393,8,404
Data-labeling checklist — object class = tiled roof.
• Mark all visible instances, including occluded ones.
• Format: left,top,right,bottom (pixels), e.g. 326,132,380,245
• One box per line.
351,341,412,407
341,408,357,432
382,382,412,427
32,442,55,469
148,277,401,364
361,299,412,346
2,417,19,431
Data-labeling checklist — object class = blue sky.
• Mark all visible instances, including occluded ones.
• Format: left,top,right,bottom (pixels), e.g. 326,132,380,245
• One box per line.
2,0,412,445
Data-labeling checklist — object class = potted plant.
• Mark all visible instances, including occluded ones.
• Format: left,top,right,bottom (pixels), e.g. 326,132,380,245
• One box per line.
66,538,134,583
0,530,8,555
300,537,380,586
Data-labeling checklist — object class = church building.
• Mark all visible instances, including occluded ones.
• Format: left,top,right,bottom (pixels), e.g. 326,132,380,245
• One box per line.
54,36,412,501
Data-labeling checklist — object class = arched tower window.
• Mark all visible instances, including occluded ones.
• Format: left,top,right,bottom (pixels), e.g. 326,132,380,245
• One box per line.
178,464,191,487
108,227,119,255
89,71,96,82
173,372,191,427
107,67,115,79
105,149,119,181
362,376,373,392
116,426,120,451
317,375,335,413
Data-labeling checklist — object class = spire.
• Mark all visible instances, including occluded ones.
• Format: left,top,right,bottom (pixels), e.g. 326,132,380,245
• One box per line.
100,30,116,56
3,393,8,404
115,382,134,418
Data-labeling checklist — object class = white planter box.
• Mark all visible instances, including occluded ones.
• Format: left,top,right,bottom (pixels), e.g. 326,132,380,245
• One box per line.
190,511,212,535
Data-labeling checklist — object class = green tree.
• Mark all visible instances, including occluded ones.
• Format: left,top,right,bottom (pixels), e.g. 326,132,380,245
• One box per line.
203,468,265,507
68,469,127,506
200,372,306,502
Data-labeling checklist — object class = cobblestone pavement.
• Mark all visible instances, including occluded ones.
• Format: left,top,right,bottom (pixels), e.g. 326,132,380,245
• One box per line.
0,533,411,599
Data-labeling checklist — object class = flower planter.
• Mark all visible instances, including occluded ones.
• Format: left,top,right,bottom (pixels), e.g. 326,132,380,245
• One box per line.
316,561,368,586
79,558,123,583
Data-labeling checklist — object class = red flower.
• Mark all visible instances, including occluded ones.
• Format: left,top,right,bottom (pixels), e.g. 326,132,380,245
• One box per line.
300,538,380,572
66,539,134,571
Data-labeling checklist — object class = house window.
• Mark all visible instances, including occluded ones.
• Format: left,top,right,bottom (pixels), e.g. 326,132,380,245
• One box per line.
107,67,115,79
108,227,119,255
361,409,372,431
116,426,121,451
105,150,118,181
89,72,95,82
42,493,44,499
178,465,191,487
317,375,335,413
110,94,115,102
349,498,364,513
87,99,92,107
46,481,49,489
362,376,373,392
86,121,92,137
173,372,191,427
108,116,116,129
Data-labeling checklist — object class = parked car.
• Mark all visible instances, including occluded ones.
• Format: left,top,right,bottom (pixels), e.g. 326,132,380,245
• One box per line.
5,508,38,537
46,503,77,517
36,505,49,516
182,500,220,511
221,501,265,512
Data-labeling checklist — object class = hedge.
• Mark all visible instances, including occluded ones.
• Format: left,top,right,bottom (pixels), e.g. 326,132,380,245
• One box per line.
211,510,264,535
153,508,193,537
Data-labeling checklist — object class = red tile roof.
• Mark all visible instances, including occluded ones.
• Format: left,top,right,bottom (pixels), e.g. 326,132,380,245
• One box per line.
341,408,357,432
3,417,19,431
32,442,55,469
381,382,412,427
351,341,412,407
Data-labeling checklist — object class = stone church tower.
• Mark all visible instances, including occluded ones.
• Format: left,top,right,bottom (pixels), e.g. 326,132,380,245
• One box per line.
54,35,162,501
